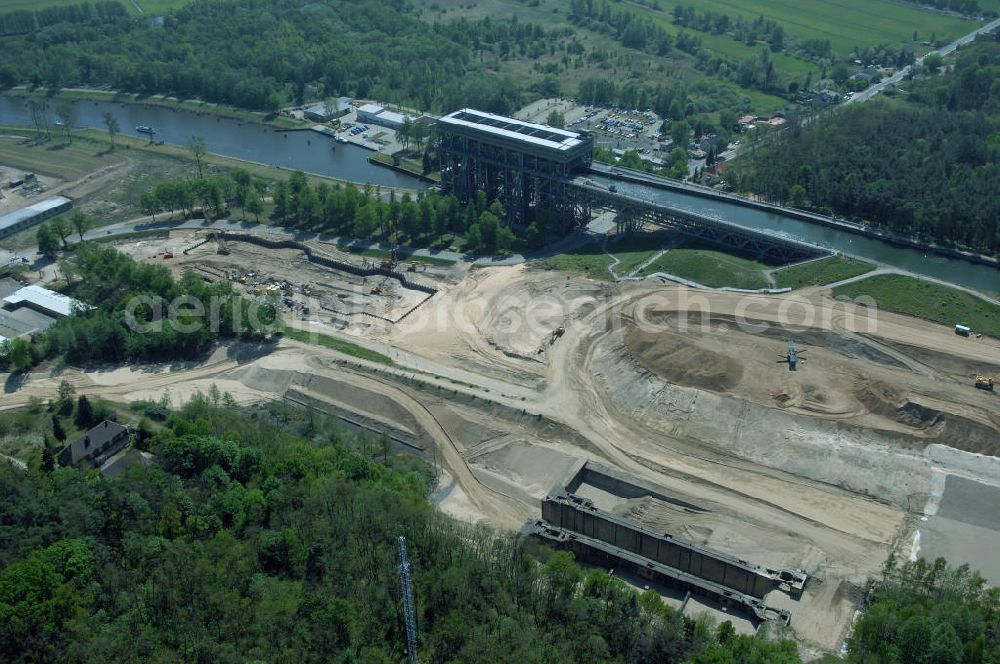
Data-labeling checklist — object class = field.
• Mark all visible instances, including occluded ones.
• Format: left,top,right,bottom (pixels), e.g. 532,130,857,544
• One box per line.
626,0,975,57
0,132,126,180
0,0,191,14
421,0,978,113
638,247,770,289
833,274,1000,339
772,255,876,289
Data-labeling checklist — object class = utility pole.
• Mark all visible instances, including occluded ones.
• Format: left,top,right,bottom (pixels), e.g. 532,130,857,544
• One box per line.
398,536,418,663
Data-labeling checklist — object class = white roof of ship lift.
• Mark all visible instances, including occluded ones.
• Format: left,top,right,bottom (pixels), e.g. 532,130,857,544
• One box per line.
2,284,88,317
0,196,71,234
438,108,587,151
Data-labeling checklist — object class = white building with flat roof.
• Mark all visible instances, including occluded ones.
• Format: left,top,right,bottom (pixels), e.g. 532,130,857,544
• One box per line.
3,284,88,318
0,196,72,240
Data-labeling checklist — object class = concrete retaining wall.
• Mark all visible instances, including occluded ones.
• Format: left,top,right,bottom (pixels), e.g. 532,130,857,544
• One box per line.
542,490,773,598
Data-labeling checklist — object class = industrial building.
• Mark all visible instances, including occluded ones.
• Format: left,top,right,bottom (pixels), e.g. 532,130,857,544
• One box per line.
3,283,87,318
356,103,415,130
436,108,594,228
0,282,89,343
304,97,353,122
0,196,72,240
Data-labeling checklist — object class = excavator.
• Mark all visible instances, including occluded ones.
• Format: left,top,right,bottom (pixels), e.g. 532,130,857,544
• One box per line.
975,375,996,391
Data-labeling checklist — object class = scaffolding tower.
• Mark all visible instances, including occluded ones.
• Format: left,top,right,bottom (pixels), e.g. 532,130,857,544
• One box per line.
398,536,418,663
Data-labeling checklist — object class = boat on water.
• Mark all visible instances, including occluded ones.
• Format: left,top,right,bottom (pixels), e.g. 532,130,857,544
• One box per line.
135,124,155,134
335,136,349,143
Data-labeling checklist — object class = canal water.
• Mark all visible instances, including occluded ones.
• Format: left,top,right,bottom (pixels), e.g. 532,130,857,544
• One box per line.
590,176,999,294
1,95,996,292
0,95,422,189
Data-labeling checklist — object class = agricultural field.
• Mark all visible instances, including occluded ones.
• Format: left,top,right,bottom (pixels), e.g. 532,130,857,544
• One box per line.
772,255,876,289
626,0,976,57
833,274,1000,339
0,0,191,14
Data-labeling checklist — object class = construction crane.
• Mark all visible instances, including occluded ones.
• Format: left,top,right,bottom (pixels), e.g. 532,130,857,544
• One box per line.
778,341,806,371
975,375,996,391
397,536,418,664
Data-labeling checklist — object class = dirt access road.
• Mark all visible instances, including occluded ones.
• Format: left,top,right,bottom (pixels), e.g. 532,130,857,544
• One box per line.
5,253,1000,651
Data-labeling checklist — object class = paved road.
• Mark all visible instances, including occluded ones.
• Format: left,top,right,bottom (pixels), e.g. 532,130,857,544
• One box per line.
847,17,1000,104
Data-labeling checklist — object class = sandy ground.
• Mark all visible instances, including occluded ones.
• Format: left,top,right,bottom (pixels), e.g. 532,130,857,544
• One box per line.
5,247,1000,653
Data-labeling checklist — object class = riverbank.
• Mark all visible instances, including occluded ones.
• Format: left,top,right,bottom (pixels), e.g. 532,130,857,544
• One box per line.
368,152,440,184
3,87,306,130
596,165,1000,270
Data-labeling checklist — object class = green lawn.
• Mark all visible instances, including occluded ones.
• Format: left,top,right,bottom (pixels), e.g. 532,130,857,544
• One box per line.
833,275,1000,339
638,247,770,289
772,255,876,289
606,234,670,276
541,242,615,280
541,232,676,280
282,326,395,365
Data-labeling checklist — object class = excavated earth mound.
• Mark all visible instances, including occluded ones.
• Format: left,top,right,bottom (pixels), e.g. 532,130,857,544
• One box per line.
625,326,743,392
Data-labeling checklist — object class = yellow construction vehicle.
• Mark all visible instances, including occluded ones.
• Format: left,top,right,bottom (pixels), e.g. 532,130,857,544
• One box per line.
975,375,995,391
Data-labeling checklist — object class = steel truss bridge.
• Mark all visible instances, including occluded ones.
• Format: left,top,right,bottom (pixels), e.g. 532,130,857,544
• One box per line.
567,177,827,263
436,109,829,263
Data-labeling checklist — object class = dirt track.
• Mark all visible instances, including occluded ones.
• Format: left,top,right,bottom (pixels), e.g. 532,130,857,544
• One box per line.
5,245,1000,651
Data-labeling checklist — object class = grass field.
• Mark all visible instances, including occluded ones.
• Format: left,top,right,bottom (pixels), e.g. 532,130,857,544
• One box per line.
833,275,1000,339
541,242,615,280
282,326,395,365
627,0,975,58
772,255,876,289
0,0,191,14
0,132,126,180
542,232,678,280
638,247,770,289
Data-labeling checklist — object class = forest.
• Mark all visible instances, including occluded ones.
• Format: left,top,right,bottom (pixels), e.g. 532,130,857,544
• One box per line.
0,0,768,121
730,38,1000,255
0,0,525,113
845,555,1000,663
0,396,808,663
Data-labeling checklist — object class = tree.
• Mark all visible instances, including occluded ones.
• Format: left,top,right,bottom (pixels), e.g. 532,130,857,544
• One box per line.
36,223,60,257
51,415,67,443
245,193,264,223
671,120,691,148
323,96,340,121
75,394,95,429
50,215,71,249
189,136,207,178
789,184,806,208
102,111,119,149
70,211,89,241
41,444,55,473
9,337,33,373
55,101,75,144
140,191,159,221
545,110,565,128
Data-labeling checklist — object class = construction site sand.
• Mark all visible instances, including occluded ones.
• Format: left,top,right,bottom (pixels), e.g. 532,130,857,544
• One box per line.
621,299,1000,458
6,261,1000,651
